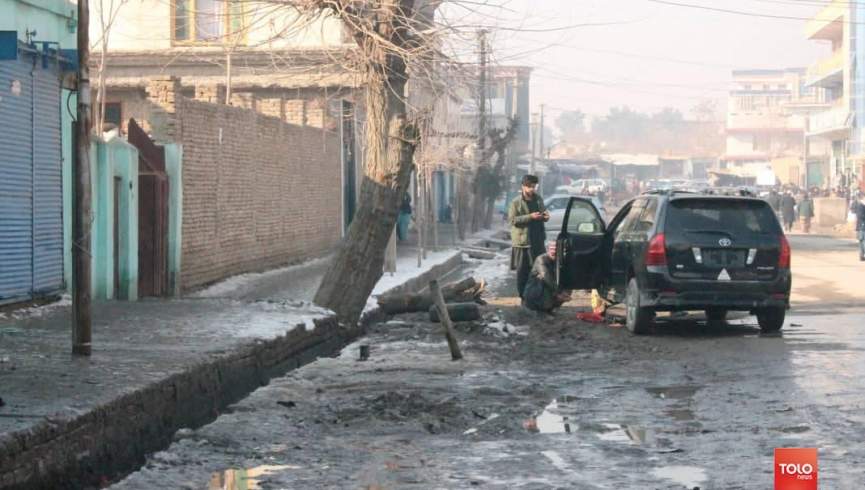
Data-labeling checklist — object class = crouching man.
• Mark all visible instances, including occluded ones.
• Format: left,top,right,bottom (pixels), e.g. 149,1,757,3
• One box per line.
523,243,572,314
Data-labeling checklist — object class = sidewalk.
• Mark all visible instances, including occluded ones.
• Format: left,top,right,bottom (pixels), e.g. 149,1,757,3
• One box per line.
0,228,470,489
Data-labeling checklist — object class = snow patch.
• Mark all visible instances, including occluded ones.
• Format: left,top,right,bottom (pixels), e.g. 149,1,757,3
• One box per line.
192,257,330,299
484,314,528,337
364,250,461,314
465,254,511,288
4,294,72,320
222,301,335,339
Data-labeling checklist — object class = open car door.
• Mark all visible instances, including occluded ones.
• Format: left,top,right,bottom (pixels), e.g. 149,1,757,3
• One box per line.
556,197,608,291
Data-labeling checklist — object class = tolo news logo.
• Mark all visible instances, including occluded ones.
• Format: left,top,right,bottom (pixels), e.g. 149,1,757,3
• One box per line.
775,448,818,490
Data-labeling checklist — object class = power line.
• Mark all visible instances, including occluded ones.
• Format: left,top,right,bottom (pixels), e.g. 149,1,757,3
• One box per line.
646,0,865,25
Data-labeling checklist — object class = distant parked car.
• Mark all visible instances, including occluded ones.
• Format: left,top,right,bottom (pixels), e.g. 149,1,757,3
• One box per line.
583,179,608,194
545,194,606,236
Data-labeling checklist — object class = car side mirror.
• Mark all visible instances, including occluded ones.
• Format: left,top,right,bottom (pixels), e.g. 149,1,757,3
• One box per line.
578,222,596,233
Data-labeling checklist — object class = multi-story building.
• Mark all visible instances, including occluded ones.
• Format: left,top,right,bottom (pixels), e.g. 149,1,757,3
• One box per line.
459,65,533,161
723,68,826,186
804,0,865,191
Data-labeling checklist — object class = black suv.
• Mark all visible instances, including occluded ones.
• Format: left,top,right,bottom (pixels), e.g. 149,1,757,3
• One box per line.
555,191,792,334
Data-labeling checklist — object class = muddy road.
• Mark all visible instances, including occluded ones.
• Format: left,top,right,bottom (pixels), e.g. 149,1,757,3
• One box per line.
113,235,865,489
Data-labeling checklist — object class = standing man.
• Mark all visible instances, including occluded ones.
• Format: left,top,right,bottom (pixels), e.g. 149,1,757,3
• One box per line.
767,189,781,219
781,191,797,233
855,193,865,261
396,192,412,242
509,174,549,299
799,193,815,234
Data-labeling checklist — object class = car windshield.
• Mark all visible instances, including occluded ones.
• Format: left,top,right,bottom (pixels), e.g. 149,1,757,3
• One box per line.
666,199,780,236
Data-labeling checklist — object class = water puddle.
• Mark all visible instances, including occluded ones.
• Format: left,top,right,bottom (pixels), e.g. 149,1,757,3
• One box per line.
209,464,297,489
597,423,650,445
531,399,575,434
524,399,649,444
651,465,708,488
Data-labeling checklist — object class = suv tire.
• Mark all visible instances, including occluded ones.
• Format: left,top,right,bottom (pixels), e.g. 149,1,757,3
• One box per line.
706,308,727,323
626,277,653,335
757,307,785,332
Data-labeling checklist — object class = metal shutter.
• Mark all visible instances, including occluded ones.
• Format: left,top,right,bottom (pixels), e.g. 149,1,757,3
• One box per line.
32,60,63,294
0,57,35,303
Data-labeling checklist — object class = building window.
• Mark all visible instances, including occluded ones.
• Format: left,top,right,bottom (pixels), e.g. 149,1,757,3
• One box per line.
104,102,122,129
173,0,244,43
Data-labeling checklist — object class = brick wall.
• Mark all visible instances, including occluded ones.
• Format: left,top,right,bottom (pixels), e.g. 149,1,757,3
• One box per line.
137,78,343,291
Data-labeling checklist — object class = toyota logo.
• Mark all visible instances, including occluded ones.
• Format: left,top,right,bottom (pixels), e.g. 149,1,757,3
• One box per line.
719,238,732,247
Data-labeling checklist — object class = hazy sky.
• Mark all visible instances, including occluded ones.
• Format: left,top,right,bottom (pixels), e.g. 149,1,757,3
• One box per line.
467,0,832,120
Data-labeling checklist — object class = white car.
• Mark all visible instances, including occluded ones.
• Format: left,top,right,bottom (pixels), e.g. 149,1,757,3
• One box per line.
582,179,608,194
545,194,606,236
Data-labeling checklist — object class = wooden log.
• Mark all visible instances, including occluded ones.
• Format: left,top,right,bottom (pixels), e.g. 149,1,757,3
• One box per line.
479,238,511,250
429,280,463,361
428,302,481,323
462,244,499,253
462,248,497,260
377,277,483,314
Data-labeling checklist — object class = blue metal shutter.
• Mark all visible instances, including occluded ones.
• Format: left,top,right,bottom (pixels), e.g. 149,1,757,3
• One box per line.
31,60,63,294
0,57,35,303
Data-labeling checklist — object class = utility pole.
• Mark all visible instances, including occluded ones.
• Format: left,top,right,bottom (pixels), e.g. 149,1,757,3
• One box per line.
477,29,488,160
73,0,93,356
539,104,545,168
530,112,538,175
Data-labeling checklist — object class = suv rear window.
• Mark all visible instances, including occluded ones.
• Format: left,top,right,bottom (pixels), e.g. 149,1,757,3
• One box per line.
666,199,781,236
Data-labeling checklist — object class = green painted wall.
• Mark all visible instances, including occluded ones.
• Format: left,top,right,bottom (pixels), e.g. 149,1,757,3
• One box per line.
64,137,140,301
61,88,74,290
91,137,139,301
0,0,76,48
164,143,183,297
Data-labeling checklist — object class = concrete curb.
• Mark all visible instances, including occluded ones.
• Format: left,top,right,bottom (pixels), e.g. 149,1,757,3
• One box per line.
0,252,462,490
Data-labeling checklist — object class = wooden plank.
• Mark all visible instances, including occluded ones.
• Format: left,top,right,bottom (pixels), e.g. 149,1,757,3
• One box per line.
429,279,463,361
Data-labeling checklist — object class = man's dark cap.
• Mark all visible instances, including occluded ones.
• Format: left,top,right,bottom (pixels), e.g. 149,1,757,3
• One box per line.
522,174,539,186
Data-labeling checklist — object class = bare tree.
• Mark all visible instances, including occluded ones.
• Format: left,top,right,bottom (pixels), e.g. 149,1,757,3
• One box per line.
92,0,128,133
297,0,426,325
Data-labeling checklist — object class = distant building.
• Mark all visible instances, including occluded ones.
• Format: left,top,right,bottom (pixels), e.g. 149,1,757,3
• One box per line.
723,68,826,186
459,65,533,160
804,0,865,191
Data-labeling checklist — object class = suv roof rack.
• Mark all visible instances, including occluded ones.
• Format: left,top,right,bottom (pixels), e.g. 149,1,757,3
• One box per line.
642,188,699,196
701,187,757,197
642,187,758,198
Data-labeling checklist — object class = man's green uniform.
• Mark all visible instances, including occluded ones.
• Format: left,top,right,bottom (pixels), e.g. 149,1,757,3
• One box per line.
508,194,547,298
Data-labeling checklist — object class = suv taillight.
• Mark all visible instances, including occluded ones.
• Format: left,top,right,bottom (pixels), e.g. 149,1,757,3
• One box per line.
646,233,667,266
778,235,791,269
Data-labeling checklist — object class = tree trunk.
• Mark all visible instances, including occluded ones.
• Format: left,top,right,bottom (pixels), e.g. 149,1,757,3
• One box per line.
313,7,417,325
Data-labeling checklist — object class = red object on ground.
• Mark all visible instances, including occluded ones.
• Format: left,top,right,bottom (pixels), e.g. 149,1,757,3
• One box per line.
576,312,605,323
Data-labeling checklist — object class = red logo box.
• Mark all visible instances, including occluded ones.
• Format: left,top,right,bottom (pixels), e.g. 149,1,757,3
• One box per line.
775,448,818,490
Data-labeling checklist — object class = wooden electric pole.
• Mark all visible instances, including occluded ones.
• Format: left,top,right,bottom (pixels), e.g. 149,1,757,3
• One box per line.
73,0,93,356
477,29,487,159
539,104,545,168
